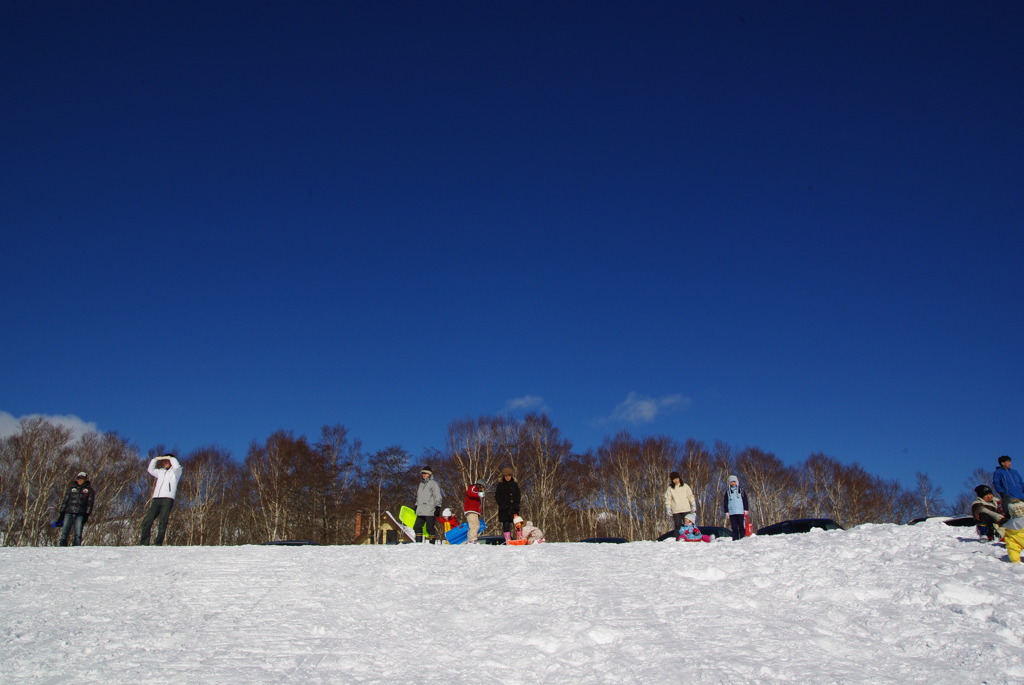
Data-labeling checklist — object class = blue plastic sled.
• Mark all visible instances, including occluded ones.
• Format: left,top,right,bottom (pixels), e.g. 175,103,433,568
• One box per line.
445,520,487,545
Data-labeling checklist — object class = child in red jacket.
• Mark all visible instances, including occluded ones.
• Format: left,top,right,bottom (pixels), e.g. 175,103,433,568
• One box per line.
436,508,459,539
464,480,486,544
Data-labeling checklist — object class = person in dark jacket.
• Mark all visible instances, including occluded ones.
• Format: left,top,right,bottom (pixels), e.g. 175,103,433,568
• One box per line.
722,475,750,541
971,484,1006,541
57,472,95,546
494,467,521,539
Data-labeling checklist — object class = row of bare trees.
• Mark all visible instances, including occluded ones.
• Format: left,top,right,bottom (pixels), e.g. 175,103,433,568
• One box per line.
0,414,978,547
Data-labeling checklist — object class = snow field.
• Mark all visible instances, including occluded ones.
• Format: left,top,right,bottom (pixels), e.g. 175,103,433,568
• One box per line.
1,522,1022,684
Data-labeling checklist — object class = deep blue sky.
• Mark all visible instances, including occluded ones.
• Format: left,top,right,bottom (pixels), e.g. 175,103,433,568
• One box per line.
2,2,1021,504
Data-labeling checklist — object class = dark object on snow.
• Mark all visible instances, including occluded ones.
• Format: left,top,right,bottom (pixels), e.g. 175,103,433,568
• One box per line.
579,537,629,544
942,516,979,528
657,525,731,541
262,540,320,546
756,518,844,536
907,516,977,527
476,535,507,545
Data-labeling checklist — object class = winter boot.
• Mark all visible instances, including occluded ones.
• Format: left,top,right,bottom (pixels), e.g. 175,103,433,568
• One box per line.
503,532,512,544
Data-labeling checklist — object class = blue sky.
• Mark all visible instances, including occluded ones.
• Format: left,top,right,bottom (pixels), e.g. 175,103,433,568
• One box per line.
2,2,1021,502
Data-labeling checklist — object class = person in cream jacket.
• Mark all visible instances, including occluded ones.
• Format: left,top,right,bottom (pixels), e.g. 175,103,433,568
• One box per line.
664,471,697,531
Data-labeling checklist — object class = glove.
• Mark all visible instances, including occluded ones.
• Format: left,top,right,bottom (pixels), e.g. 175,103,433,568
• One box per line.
434,506,442,517
53,518,64,528
81,514,89,524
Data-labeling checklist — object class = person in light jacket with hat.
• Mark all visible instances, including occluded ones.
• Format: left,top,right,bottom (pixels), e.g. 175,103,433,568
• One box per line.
722,475,749,541
512,515,544,544
139,454,183,545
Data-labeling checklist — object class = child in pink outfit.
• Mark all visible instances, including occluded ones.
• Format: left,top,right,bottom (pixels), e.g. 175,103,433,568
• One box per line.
512,515,544,544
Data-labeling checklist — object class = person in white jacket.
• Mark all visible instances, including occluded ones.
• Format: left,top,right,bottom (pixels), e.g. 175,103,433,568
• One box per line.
139,454,183,545
664,471,697,531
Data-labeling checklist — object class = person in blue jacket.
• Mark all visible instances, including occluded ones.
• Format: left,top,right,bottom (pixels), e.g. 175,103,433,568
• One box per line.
676,513,706,542
993,456,1024,503
722,475,749,541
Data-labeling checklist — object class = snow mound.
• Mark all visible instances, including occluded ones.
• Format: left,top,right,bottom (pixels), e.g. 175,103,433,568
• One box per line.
1,524,1022,684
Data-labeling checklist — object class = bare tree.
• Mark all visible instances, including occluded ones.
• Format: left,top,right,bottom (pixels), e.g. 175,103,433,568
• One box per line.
950,467,992,516
175,446,241,545
734,447,797,529
962,466,992,492
563,449,603,540
245,431,317,542
515,413,573,536
596,432,680,541
705,441,735,526
832,463,891,526
360,445,414,543
799,452,839,519
0,418,76,546
73,431,145,545
314,424,363,544
677,438,713,519
5,412,968,546
914,471,947,518
441,416,516,523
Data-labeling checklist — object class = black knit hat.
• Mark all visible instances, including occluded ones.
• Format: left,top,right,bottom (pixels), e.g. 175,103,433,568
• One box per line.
420,466,433,475
670,471,681,482
975,484,993,498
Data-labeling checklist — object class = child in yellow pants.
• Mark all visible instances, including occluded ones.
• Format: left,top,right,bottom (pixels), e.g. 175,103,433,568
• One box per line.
1004,500,1024,564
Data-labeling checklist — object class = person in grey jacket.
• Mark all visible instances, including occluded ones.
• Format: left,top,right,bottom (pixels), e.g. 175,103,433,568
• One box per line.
414,465,443,543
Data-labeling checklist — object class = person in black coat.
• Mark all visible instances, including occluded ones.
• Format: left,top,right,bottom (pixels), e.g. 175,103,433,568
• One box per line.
494,467,521,536
57,472,96,546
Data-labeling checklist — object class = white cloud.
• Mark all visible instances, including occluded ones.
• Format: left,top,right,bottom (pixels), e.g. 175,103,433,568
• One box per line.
0,411,99,441
502,395,550,414
609,392,691,424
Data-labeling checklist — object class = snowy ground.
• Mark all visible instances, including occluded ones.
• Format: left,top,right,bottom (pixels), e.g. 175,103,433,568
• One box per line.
2,522,1022,684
